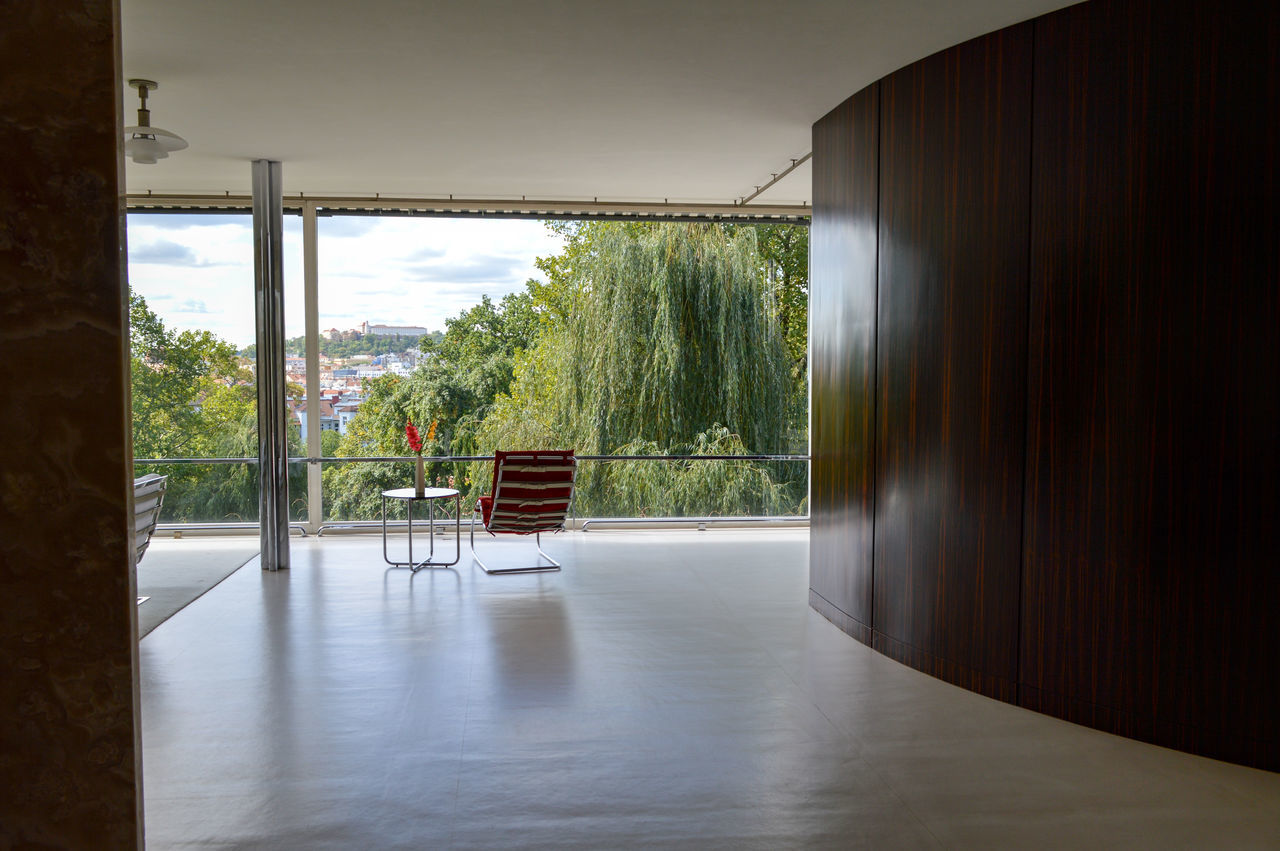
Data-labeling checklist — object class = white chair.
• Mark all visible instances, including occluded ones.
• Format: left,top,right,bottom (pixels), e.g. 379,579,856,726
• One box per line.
133,473,168,564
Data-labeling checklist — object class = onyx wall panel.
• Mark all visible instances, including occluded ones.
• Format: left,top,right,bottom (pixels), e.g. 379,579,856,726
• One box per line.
871,24,1033,700
0,0,143,845
809,86,879,643
1021,0,1280,768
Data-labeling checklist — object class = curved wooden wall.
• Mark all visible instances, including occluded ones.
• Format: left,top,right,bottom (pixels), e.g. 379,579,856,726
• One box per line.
810,0,1280,771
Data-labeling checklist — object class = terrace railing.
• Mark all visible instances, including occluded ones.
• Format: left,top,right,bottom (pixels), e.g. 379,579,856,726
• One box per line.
133,454,810,536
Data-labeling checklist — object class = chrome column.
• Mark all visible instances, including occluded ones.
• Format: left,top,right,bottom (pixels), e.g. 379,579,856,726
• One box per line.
253,160,290,570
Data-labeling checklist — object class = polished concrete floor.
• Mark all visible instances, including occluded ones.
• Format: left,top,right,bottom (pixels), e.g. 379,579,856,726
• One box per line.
139,531,1280,849
137,538,259,637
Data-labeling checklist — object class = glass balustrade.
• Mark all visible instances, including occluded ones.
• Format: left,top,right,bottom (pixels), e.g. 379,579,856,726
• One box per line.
134,454,809,532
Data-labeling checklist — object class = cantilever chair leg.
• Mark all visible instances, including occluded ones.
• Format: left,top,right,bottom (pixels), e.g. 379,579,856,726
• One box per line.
470,520,561,575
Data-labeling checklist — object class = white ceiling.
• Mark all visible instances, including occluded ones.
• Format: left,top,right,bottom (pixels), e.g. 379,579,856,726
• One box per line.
121,0,1078,207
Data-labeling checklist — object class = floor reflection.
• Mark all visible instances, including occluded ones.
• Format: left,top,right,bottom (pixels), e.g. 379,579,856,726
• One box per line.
480,591,578,708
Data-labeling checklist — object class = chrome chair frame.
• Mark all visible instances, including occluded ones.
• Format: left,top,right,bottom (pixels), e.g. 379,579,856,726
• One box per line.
469,521,562,574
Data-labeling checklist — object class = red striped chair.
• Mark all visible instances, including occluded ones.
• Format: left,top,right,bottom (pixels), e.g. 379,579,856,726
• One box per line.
470,450,576,574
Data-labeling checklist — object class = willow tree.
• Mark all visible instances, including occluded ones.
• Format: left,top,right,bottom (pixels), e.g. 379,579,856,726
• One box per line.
500,222,792,452
477,222,802,515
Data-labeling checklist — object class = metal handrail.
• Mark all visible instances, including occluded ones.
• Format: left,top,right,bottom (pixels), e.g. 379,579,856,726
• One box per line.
580,515,809,532
135,454,810,464
155,521,310,537
318,515,812,535
133,454,811,534
134,457,260,464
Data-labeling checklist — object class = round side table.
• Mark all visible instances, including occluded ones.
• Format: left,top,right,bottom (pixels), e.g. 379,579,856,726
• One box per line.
380,487,460,570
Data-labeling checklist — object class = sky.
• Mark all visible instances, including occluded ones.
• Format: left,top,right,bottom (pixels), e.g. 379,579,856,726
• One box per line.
125,213,567,348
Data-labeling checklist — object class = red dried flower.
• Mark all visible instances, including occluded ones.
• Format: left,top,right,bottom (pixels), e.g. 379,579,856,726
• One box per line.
405,420,423,454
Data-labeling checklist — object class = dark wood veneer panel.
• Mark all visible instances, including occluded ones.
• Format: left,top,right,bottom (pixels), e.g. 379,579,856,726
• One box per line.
809,86,879,639
811,0,1279,770
1023,0,1280,769
874,632,1017,702
872,23,1033,697
809,590,872,646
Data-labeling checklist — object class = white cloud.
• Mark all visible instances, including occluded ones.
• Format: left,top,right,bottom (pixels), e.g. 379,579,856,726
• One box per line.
129,238,201,266
134,212,249,230
317,216,379,238
126,213,564,349
402,255,523,284
175,299,212,314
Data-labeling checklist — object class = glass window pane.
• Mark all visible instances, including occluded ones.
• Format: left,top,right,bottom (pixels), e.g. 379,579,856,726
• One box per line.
312,217,809,523
127,211,258,524
317,216,562,522
126,210,305,526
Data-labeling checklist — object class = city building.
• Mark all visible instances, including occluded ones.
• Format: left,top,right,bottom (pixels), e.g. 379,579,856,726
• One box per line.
294,397,339,435
333,395,363,435
359,320,429,337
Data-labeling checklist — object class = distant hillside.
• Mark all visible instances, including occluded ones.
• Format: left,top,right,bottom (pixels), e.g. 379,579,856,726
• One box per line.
242,330,444,359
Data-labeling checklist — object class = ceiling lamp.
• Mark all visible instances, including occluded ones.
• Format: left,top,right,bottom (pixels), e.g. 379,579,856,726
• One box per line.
123,79,187,164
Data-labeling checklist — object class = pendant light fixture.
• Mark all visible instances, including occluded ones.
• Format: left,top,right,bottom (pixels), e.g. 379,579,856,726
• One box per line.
124,79,187,164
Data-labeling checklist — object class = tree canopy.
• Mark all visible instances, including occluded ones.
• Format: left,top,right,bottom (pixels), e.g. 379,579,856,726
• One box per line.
470,221,806,516
478,221,797,455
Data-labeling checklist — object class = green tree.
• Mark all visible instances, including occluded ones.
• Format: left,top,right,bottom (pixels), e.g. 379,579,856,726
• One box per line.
605,425,798,517
320,430,342,457
482,221,794,455
321,291,539,520
129,291,262,522
130,292,249,458
752,223,808,379
476,221,805,516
